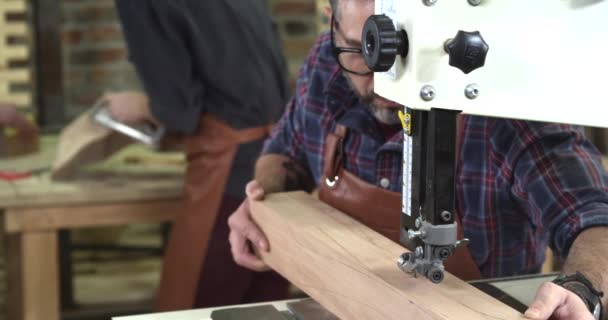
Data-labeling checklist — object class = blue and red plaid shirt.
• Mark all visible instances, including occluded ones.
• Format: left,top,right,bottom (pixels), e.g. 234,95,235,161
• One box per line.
263,33,608,278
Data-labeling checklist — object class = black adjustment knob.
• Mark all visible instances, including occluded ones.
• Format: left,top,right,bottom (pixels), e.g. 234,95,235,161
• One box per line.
362,14,409,72
444,30,489,74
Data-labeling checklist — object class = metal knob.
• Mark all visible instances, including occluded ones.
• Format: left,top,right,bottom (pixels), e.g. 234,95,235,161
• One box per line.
361,14,409,72
444,30,489,74
428,266,445,283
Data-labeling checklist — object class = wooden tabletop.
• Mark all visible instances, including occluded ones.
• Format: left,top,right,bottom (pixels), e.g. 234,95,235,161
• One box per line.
0,136,185,208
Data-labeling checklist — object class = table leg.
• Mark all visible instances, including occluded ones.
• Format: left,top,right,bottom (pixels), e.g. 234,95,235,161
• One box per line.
6,230,60,320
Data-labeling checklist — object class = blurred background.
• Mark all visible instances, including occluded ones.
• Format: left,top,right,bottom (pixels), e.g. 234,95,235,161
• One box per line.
0,0,329,319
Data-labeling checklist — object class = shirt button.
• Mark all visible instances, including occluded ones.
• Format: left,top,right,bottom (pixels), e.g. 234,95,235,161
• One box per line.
380,177,390,189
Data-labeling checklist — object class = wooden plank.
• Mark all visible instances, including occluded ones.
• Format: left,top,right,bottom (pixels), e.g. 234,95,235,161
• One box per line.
0,46,29,60
0,92,31,105
5,231,60,320
0,69,29,81
0,0,26,11
0,45,27,54
0,0,34,117
50,107,136,180
4,199,180,233
1,22,28,36
250,192,523,320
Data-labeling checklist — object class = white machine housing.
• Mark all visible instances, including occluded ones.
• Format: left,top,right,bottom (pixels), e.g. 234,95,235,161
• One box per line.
375,0,608,128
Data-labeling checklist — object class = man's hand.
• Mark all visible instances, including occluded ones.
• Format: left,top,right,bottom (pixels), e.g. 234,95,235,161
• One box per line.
0,104,38,135
100,91,157,125
525,282,594,320
228,180,271,272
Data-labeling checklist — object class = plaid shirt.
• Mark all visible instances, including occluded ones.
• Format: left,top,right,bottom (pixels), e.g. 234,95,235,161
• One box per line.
263,32,608,278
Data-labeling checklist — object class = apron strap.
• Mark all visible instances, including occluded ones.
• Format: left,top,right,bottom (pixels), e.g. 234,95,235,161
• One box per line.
233,124,274,144
322,125,348,183
157,115,275,310
187,117,274,160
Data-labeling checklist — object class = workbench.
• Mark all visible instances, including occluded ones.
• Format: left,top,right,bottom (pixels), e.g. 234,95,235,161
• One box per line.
0,136,185,320
113,275,556,320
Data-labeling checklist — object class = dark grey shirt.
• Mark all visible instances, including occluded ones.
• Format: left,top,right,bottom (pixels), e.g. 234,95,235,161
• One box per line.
115,0,289,133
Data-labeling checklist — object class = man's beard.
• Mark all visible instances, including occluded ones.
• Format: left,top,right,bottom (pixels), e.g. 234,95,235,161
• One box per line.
368,103,401,125
345,75,402,125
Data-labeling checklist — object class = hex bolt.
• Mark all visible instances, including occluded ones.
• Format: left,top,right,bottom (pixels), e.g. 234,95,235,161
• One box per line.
420,85,436,101
408,229,426,239
397,252,414,272
428,267,444,283
438,247,451,260
397,253,408,267
415,246,424,259
465,83,480,99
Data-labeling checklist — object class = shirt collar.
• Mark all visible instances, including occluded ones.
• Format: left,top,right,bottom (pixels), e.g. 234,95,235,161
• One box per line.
321,56,403,147
322,67,378,135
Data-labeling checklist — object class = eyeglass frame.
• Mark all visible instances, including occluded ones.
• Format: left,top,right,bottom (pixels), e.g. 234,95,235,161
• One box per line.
330,15,373,76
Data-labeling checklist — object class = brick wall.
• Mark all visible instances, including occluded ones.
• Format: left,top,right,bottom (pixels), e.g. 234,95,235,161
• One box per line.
61,0,140,120
269,0,325,90
59,0,326,121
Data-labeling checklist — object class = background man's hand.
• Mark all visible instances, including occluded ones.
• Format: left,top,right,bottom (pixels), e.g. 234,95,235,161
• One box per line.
228,180,271,272
0,104,38,135
100,91,157,125
525,282,595,320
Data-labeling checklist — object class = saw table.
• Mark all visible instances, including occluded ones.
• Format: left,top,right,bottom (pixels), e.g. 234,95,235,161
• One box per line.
112,274,556,320
0,135,185,320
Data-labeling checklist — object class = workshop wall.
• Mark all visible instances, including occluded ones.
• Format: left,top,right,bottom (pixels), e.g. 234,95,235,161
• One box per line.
268,0,327,90
61,0,139,120
56,0,608,154
59,0,326,121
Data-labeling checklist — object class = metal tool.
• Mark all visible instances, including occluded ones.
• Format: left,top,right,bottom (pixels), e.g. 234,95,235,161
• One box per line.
361,1,608,283
363,13,477,282
91,100,165,149
395,107,467,283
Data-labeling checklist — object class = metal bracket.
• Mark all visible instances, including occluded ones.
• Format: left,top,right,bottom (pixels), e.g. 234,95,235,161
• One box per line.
91,100,165,149
397,217,469,283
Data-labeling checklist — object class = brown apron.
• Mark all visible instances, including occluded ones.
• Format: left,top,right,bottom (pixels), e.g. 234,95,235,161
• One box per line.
318,124,482,281
156,115,273,311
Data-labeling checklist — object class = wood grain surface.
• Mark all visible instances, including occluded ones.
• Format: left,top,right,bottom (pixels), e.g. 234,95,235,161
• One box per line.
251,192,525,320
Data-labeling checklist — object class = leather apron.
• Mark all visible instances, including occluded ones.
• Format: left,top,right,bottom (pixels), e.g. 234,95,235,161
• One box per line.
156,115,273,311
318,124,482,281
